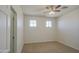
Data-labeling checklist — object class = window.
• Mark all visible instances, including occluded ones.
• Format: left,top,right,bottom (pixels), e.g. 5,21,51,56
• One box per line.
46,20,52,28
29,20,37,27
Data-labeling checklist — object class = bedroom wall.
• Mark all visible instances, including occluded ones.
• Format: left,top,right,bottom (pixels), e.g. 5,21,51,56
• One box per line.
57,8,79,50
24,15,57,43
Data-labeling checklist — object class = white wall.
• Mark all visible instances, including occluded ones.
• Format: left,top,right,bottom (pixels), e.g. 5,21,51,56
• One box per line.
58,8,79,50
12,6,24,52
24,16,57,43
0,5,10,53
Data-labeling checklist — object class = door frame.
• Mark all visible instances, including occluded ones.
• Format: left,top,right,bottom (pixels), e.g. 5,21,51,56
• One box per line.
10,6,17,53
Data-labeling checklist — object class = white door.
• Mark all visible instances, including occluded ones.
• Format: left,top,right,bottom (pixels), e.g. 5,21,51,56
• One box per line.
0,10,7,52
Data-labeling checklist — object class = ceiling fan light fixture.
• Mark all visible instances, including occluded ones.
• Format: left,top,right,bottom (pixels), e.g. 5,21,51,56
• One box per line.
49,11,55,15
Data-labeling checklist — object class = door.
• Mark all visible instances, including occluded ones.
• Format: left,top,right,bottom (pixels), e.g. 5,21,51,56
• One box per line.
0,9,7,52
10,7,17,53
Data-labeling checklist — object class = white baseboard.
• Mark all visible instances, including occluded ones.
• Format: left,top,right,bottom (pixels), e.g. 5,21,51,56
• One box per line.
24,40,56,44
58,41,79,51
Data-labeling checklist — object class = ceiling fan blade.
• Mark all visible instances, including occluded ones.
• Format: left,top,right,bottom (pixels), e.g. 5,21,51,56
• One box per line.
61,6,68,9
55,5,61,9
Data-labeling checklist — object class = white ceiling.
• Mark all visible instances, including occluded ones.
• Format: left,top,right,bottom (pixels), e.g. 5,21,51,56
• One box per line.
21,5,79,17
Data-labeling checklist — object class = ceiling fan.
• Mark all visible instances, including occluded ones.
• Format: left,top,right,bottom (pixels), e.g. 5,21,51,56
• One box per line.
42,5,68,15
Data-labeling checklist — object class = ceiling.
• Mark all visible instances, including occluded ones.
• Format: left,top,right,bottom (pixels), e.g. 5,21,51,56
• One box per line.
21,5,79,17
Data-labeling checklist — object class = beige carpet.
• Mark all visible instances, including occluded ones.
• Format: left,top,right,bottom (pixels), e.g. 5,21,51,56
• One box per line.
22,41,79,53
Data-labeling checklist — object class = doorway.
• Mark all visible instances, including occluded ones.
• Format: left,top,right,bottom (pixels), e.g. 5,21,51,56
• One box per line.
10,6,17,53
